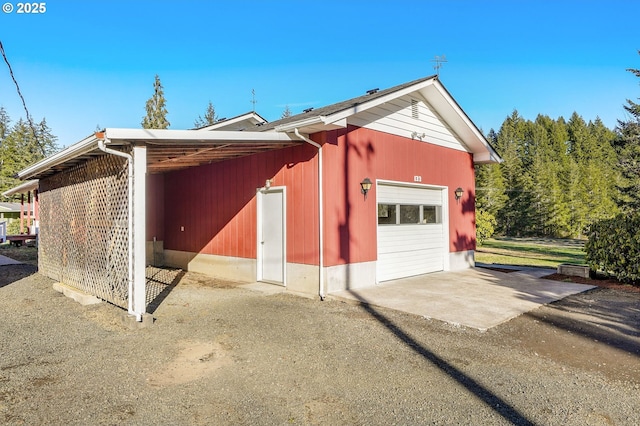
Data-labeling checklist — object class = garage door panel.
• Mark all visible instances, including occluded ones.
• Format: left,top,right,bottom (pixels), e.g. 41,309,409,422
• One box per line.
378,238,442,253
378,185,442,205
378,251,443,281
378,226,442,253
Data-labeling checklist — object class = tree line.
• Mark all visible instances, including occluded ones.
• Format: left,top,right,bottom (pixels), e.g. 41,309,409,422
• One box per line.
0,108,58,197
476,53,640,240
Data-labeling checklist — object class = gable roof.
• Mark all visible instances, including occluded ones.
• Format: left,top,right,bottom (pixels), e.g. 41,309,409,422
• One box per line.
263,75,501,164
16,75,500,181
261,75,437,132
196,111,267,131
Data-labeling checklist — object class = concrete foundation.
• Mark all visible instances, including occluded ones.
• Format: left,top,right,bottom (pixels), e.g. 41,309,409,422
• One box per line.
52,282,102,306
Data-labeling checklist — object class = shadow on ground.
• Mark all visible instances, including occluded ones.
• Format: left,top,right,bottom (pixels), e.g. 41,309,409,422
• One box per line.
0,264,37,289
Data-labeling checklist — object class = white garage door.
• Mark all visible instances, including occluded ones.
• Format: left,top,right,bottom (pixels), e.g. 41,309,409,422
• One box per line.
377,183,445,282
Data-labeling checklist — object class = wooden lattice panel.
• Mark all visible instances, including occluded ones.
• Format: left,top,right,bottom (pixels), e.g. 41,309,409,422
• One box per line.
39,154,130,308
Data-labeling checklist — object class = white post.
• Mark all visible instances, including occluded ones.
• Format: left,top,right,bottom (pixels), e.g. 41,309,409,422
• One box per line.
132,145,147,320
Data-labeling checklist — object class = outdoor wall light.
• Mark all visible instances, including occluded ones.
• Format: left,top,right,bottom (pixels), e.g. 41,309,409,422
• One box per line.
265,179,272,189
360,177,373,200
454,187,464,203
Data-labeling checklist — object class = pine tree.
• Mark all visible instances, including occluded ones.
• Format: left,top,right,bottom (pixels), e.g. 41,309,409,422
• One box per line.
495,110,531,236
142,75,170,129
194,101,219,128
614,51,640,211
0,107,10,140
0,114,58,197
281,105,292,119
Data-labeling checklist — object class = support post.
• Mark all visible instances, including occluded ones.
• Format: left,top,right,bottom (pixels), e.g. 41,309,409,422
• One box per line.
20,193,24,234
132,145,147,319
27,191,32,229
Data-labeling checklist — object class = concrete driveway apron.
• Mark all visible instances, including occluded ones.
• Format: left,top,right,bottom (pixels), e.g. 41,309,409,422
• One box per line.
329,266,595,331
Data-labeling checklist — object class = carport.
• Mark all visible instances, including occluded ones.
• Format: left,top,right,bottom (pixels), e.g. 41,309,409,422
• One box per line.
17,128,306,320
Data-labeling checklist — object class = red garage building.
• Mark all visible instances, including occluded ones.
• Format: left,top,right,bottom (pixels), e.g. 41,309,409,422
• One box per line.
18,75,500,320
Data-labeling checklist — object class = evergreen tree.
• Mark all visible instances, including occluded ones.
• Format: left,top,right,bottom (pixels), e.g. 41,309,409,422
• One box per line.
281,105,292,119
0,113,58,197
484,111,619,238
614,51,640,211
194,101,219,128
475,129,507,242
142,74,170,129
0,107,9,140
495,110,531,235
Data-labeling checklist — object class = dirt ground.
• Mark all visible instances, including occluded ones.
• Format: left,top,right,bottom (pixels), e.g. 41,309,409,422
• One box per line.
0,261,638,425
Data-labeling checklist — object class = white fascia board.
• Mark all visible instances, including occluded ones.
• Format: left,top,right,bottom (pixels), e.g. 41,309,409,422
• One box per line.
18,134,99,180
2,179,39,197
104,128,302,144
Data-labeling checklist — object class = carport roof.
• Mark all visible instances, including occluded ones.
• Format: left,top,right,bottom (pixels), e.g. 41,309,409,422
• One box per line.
2,179,39,197
18,128,304,180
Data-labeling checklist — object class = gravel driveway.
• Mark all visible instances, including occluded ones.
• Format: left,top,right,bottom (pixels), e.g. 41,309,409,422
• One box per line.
1,264,638,425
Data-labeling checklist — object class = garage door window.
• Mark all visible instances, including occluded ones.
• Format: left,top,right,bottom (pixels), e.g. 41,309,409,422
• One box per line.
378,204,441,225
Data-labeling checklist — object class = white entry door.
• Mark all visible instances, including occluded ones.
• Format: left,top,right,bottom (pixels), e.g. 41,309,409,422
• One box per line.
258,188,286,285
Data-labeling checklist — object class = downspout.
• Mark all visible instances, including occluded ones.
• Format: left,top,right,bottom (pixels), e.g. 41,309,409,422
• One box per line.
293,129,325,300
97,136,140,321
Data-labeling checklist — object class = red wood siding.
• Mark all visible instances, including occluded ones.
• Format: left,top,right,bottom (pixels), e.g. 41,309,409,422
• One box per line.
146,173,165,241
160,125,475,269
321,126,476,267
163,144,319,264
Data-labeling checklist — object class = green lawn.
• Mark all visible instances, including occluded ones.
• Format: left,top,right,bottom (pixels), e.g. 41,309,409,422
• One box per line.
476,237,586,268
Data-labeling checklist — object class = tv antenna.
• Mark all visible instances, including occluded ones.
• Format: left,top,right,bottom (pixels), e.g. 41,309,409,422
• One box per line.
431,55,447,76
250,89,257,112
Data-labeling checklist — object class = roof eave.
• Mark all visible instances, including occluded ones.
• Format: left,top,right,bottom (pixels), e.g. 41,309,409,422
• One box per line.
2,179,39,197
17,128,305,180
323,77,439,124
421,81,502,164
104,128,302,144
18,134,99,180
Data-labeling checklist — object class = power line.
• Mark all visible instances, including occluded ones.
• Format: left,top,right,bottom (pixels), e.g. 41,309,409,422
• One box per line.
0,40,44,156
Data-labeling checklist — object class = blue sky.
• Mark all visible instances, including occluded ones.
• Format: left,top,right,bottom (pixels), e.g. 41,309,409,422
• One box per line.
0,0,638,147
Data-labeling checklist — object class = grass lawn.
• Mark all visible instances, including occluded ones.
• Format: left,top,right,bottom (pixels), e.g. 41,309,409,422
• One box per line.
476,237,586,269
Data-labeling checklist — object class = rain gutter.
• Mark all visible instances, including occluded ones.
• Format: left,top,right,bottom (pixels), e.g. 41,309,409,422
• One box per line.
96,134,141,321
293,128,325,300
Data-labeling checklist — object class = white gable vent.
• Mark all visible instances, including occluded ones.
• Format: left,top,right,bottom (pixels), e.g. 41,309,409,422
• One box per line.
411,99,419,119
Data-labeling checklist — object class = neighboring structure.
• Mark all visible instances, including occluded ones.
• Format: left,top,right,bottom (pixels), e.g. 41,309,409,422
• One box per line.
16,75,501,320
0,202,22,220
1,180,40,242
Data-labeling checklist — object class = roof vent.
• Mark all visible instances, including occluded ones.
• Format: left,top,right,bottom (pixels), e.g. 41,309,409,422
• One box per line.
411,99,419,119
366,88,379,95
303,107,314,113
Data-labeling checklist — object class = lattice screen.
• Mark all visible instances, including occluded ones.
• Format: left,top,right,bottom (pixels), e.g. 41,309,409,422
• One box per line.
39,153,130,308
